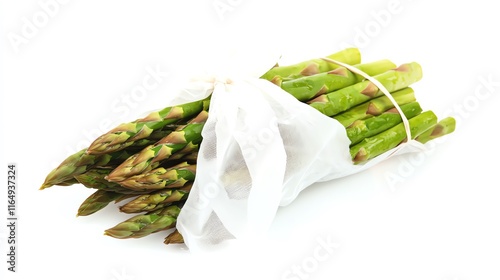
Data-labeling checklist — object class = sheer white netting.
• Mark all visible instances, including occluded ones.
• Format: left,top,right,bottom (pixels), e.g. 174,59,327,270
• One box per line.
161,48,427,252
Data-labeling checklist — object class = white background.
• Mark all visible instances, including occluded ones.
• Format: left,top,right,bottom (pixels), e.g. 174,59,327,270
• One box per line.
1,0,499,279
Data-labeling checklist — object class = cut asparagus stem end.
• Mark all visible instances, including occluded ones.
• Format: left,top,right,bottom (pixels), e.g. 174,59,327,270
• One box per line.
350,111,438,164
416,117,456,144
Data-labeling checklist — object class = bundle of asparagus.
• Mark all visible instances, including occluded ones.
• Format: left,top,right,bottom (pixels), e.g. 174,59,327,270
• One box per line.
40,48,455,246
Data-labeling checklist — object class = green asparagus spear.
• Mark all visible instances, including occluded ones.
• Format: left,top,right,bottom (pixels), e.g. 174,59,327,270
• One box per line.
119,183,192,213
77,190,129,217
40,149,102,189
104,204,181,239
416,117,456,144
40,149,132,189
346,102,423,145
106,111,207,182
87,98,210,155
74,169,148,194
40,125,178,190
333,87,416,127
308,63,423,116
350,111,438,163
261,48,361,83
126,124,181,147
118,162,196,191
280,60,397,101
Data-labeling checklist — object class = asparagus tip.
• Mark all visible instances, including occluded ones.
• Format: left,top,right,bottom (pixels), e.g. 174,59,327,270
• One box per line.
106,171,126,183
103,230,121,238
39,184,51,190
104,228,134,239
76,211,89,217
164,230,184,245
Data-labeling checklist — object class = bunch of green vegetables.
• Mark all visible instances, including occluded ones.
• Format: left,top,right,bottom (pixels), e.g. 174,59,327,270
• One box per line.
40,48,455,245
